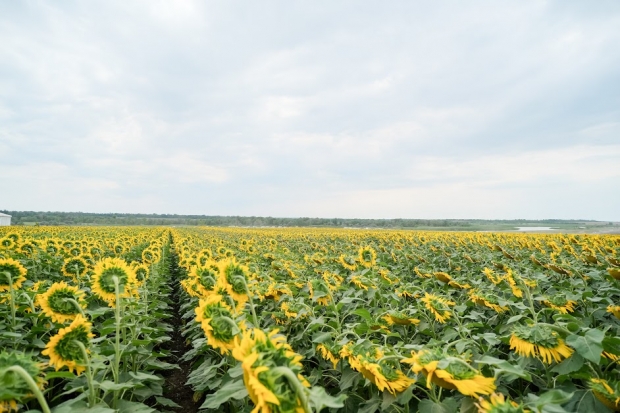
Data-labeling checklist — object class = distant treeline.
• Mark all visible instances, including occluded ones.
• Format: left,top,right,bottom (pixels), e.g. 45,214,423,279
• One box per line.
0,211,599,228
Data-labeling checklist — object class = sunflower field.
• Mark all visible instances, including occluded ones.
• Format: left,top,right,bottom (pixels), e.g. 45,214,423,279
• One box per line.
2,226,620,413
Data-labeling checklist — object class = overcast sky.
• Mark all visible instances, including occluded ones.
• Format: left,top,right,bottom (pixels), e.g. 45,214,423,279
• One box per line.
1,1,619,220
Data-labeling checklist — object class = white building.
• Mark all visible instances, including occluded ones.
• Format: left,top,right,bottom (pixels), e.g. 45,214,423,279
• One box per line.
0,213,11,226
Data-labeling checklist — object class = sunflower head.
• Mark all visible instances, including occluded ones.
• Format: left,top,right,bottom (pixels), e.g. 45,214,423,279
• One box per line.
0,258,27,292
590,378,620,411
195,295,244,354
509,324,573,364
0,351,46,412
61,257,88,278
42,314,94,375
308,279,330,306
358,246,377,268
476,393,529,413
421,292,455,323
190,263,219,296
338,254,357,271
219,258,250,307
36,282,86,324
91,258,137,305
232,329,309,413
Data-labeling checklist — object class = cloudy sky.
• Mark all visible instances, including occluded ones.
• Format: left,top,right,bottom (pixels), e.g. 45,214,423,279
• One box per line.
1,1,619,220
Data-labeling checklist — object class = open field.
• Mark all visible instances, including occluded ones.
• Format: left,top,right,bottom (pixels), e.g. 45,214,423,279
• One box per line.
1,226,620,412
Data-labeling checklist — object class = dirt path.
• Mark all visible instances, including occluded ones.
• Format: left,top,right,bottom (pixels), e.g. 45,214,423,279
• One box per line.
161,252,200,413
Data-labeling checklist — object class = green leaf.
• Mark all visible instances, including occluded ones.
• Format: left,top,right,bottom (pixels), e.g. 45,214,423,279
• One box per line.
116,400,156,413
525,389,573,413
477,356,532,381
564,390,612,413
352,308,373,323
419,399,458,413
199,379,248,410
155,397,181,408
312,332,332,344
506,314,524,324
551,354,584,375
566,329,604,363
99,381,136,392
308,386,346,412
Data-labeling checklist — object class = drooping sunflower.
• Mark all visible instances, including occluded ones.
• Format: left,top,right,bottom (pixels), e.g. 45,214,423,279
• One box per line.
608,305,620,320
195,294,244,354
421,292,455,323
61,256,88,279
401,349,496,397
42,314,94,375
338,254,357,271
36,282,86,324
0,258,27,292
342,344,414,395
382,311,420,326
317,343,341,369
196,248,213,266
91,257,138,305
509,324,573,364
590,378,620,411
475,393,530,413
542,296,577,314
232,328,310,413
308,279,330,306
322,271,343,291
358,246,377,268
218,258,251,308
0,351,47,413
469,290,508,313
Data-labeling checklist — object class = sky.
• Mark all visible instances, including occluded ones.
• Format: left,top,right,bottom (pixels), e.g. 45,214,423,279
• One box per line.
1,1,619,220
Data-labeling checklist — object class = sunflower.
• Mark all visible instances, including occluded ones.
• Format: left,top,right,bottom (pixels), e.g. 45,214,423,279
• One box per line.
322,271,343,291
42,314,94,375
129,263,149,285
91,257,138,305
218,258,250,308
61,256,88,279
0,237,17,250
195,294,244,354
421,292,455,323
317,343,340,369
468,290,507,313
189,265,218,297
590,378,620,411
608,268,620,280
232,328,310,413
476,393,530,413
0,351,47,413
358,246,377,268
0,258,27,292
608,306,620,320
196,249,213,266
382,311,420,326
342,344,413,394
264,282,293,301
350,275,371,291
36,282,86,324
308,279,330,306
401,349,496,397
338,254,357,271
542,296,577,314
509,324,573,364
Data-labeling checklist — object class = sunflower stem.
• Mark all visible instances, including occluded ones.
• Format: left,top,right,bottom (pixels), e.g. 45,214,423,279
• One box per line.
213,315,241,335
74,341,97,407
6,365,51,413
271,366,312,413
63,298,86,319
236,276,259,328
4,271,16,329
112,276,122,410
